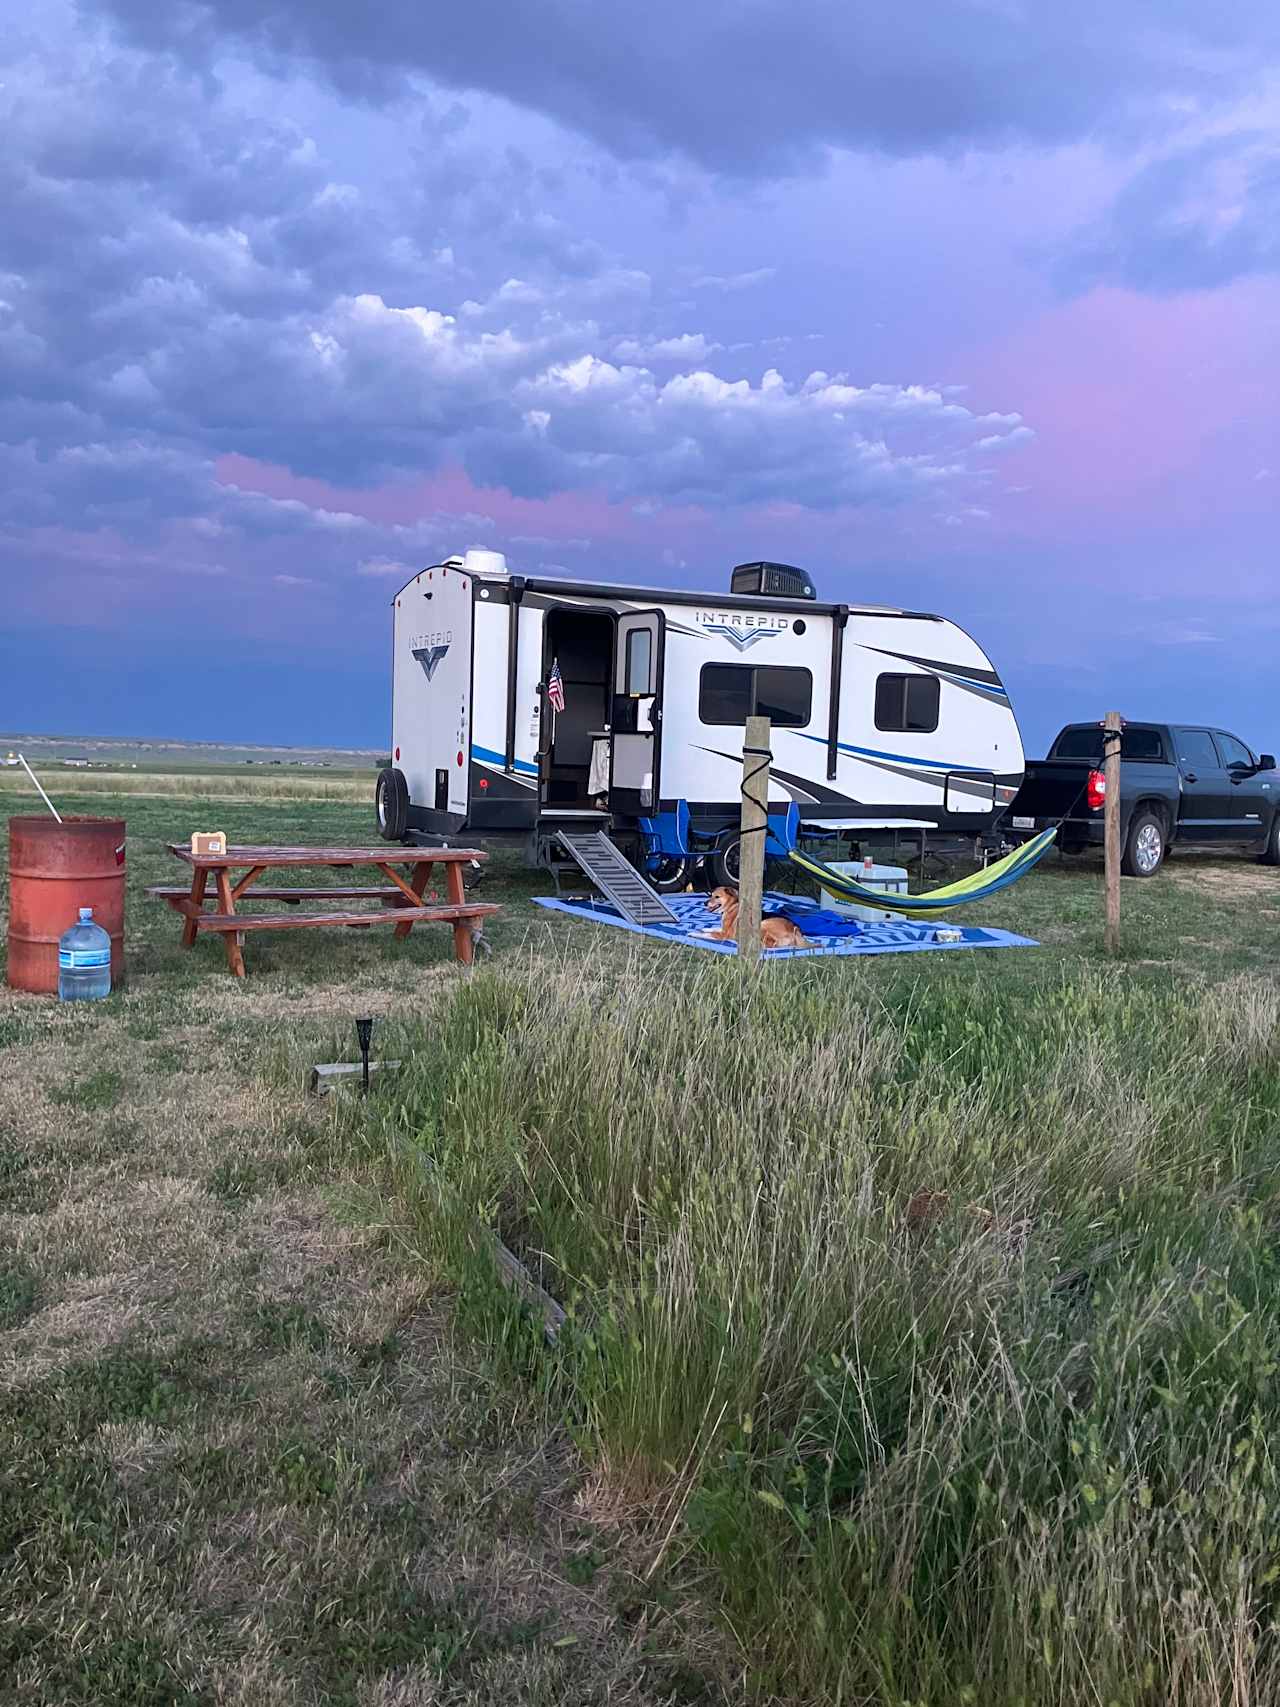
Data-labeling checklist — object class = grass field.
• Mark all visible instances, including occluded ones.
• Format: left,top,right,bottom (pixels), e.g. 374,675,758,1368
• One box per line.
3,783,1280,1704
0,767,372,804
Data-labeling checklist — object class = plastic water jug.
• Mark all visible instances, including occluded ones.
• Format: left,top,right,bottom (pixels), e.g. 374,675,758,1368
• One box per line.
58,907,112,1002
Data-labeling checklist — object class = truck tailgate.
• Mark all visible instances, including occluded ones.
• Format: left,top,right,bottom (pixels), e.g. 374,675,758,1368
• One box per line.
1006,761,1092,823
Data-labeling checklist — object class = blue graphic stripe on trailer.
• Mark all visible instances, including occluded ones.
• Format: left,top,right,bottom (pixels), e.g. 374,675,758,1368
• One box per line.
793,732,984,772
472,744,538,776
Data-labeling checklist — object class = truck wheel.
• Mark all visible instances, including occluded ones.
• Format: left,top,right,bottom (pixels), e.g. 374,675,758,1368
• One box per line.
1262,814,1280,867
1122,809,1165,877
375,767,410,842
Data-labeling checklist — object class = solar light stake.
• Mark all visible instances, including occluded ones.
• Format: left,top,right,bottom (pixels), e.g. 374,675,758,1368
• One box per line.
355,1017,374,1094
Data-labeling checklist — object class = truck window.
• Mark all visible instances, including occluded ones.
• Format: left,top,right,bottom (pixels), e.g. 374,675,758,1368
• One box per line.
699,664,812,728
1214,732,1254,770
874,673,940,734
1053,726,1165,761
1175,729,1220,770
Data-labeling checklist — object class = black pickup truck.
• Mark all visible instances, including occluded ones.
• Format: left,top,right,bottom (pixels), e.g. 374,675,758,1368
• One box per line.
1004,722,1280,876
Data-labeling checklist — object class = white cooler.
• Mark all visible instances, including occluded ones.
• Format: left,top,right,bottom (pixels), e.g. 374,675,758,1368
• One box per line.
819,862,910,924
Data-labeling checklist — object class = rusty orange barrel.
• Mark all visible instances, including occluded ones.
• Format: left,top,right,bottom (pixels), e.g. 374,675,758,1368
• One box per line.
7,816,126,994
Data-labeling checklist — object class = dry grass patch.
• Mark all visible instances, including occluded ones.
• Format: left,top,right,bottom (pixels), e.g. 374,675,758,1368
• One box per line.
0,960,721,1707
1166,860,1280,898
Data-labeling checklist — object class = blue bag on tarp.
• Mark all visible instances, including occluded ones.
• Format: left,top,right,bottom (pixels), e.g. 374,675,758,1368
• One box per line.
763,905,866,940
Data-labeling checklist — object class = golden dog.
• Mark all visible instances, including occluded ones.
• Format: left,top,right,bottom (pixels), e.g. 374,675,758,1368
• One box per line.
702,886,809,949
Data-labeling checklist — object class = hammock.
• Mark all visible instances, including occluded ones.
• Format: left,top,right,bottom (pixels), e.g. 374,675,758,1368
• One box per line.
787,825,1059,918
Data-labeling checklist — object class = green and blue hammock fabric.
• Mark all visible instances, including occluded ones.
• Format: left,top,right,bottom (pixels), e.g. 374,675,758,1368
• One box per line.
787,825,1059,918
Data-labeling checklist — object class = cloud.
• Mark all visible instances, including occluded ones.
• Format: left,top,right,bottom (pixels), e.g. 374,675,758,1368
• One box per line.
939,504,993,527
612,331,720,362
355,556,414,576
0,0,1049,640
0,13,1038,541
692,268,777,291
192,297,1030,506
85,0,1280,174
1152,621,1224,645
508,533,591,549
485,355,1032,507
976,426,1036,452
1062,131,1280,292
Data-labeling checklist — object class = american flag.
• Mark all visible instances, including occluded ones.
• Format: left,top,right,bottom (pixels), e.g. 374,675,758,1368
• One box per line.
547,659,566,713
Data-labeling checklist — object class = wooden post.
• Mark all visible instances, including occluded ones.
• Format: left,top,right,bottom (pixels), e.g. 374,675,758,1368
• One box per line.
737,715,771,964
1103,711,1123,955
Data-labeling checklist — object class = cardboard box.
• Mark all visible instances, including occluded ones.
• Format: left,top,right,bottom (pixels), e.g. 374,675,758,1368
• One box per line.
191,832,227,858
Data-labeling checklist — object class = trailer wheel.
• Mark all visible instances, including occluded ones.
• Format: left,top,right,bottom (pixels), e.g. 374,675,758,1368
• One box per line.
644,855,694,893
1122,808,1165,877
708,838,741,889
375,767,410,842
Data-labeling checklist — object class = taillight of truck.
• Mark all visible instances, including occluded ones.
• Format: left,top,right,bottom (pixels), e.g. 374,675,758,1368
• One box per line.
1086,769,1106,810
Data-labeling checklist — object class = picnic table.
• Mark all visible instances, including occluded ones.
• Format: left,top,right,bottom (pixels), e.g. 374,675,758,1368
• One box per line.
148,844,499,977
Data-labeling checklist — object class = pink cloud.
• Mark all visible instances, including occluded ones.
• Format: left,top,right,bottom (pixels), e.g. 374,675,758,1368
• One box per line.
212,454,688,547
964,282,1280,533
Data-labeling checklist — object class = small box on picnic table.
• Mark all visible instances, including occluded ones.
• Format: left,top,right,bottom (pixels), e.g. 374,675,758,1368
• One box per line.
191,832,227,858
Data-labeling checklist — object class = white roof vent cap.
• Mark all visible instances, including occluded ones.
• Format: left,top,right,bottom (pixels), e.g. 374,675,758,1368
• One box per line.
462,548,508,577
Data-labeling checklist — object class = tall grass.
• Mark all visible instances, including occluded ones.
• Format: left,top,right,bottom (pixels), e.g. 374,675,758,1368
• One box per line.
0,769,369,803
370,950,1280,1703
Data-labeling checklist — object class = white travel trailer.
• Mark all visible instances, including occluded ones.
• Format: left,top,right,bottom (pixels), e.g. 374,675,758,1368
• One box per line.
377,550,1025,888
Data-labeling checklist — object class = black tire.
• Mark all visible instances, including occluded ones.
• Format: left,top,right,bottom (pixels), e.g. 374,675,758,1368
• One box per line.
1121,808,1165,878
707,838,741,889
1262,813,1280,866
375,767,410,842
644,854,695,893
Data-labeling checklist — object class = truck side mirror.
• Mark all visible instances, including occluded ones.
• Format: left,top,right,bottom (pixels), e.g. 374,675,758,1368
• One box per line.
1260,754,1276,772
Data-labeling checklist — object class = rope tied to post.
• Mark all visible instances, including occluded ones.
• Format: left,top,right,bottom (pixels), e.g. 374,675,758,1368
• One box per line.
739,742,773,838
736,717,774,962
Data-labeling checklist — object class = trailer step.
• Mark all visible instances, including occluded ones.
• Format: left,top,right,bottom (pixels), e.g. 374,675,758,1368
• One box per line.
554,832,680,927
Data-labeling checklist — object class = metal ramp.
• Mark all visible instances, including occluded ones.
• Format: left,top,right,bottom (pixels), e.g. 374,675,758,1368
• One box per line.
554,831,680,927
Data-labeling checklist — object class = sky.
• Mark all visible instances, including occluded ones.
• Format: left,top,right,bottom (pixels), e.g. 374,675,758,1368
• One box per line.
2,0,1277,755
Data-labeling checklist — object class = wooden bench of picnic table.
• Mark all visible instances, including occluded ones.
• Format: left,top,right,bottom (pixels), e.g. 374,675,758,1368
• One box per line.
147,885,421,906
186,904,498,934
149,844,497,977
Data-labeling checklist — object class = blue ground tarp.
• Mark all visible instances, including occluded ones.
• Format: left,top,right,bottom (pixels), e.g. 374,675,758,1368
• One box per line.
532,892,1038,958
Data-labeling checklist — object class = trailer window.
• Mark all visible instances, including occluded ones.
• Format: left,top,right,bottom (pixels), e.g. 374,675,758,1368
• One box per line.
754,666,812,727
699,664,812,728
624,626,654,695
874,673,940,733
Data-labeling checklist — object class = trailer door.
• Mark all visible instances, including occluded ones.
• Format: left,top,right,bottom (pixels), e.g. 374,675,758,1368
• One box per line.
393,562,473,831
611,610,664,815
